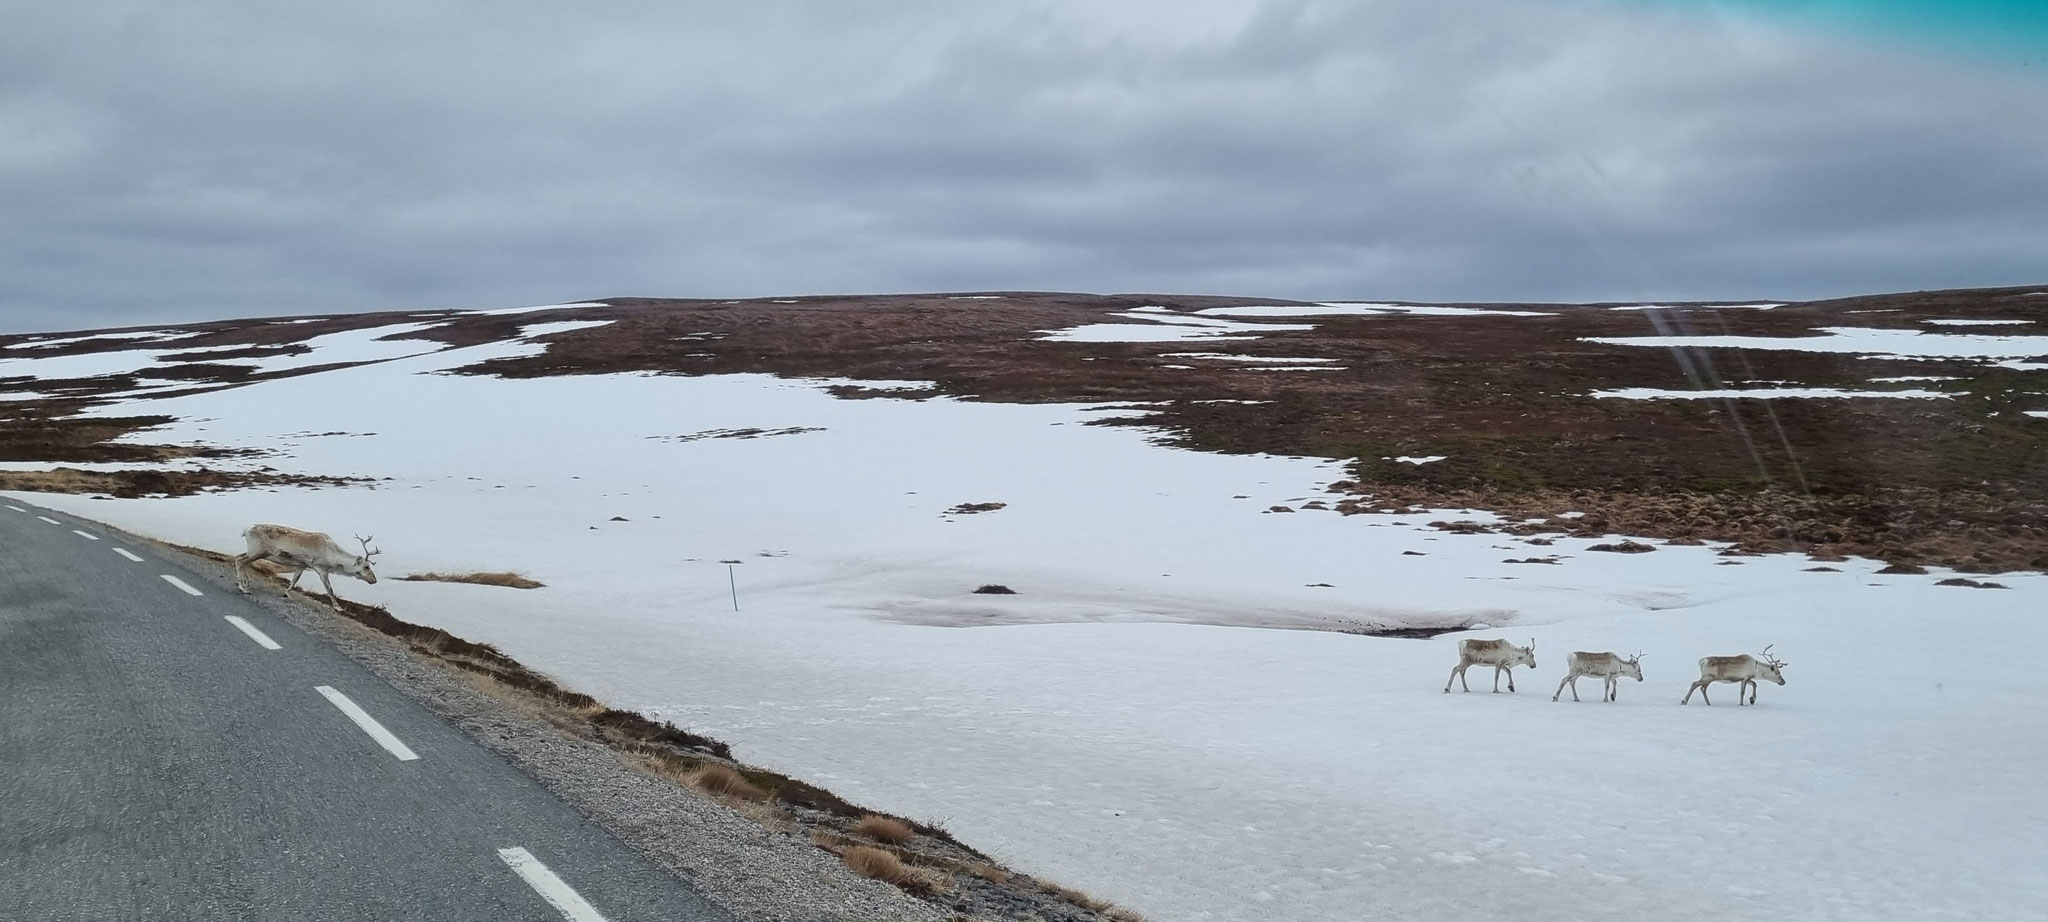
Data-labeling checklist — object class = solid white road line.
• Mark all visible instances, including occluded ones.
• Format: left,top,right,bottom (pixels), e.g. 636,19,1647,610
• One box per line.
113,548,144,562
72,529,100,541
224,616,281,650
36,515,61,525
314,686,420,761
161,574,204,596
497,848,612,922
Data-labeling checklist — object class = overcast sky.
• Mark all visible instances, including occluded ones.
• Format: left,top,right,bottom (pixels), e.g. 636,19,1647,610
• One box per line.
2,0,2044,333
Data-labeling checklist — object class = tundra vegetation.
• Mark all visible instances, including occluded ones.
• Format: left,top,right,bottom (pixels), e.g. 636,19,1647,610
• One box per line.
6,287,2048,574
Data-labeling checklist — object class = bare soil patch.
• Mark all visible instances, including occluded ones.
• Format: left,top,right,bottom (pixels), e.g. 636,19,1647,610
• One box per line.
399,571,545,589
0,466,364,497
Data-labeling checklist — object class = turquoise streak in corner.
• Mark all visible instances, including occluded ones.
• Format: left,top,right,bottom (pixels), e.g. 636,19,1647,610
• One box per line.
1622,0,2048,56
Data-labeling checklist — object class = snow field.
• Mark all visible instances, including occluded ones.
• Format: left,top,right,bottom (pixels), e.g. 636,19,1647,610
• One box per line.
4,315,2046,920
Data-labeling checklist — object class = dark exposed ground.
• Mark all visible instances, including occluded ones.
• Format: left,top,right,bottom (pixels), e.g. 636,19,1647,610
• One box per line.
455,287,2048,572
6,286,2048,569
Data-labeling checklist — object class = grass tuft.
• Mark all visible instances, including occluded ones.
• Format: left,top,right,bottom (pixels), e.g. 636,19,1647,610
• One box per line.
691,763,768,801
841,846,929,892
851,814,915,845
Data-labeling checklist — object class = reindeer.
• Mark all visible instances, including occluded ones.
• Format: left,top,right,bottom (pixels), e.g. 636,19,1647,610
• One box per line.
234,524,380,612
1443,638,1537,693
1552,651,1644,702
1680,645,1787,706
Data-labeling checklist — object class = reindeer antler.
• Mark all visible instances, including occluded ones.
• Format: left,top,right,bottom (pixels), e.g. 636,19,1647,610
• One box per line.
355,534,382,558
1758,644,1784,667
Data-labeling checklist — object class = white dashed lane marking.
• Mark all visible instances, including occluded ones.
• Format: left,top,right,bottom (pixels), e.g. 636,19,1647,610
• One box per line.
497,847,613,922
72,530,99,541
160,575,204,596
113,548,144,563
224,616,281,650
314,686,420,761
36,515,61,525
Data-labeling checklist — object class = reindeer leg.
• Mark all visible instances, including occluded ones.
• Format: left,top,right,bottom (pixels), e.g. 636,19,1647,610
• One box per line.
1552,674,1571,702
287,566,308,592
233,553,252,593
1506,665,1517,693
1444,663,1462,694
317,569,341,612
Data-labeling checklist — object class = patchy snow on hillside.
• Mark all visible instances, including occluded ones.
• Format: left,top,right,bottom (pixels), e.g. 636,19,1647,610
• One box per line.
9,317,2048,922
1592,386,1951,400
1585,326,2048,364
1037,311,1315,343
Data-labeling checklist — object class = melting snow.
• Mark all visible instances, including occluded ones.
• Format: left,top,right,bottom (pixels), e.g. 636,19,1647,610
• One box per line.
1593,387,1951,400
1586,327,2048,363
1037,312,1313,343
1161,353,1340,364
473,301,609,316
1199,302,1559,318
1605,303,1781,311
6,330,193,349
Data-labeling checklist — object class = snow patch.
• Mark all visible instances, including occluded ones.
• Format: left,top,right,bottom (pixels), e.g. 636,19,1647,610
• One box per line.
1592,387,1950,400
1586,327,2048,363
473,301,609,316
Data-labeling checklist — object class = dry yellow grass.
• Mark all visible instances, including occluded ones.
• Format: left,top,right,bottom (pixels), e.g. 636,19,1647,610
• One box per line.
690,763,768,801
398,571,544,589
1041,881,1122,914
964,861,1012,887
851,814,915,846
842,846,918,887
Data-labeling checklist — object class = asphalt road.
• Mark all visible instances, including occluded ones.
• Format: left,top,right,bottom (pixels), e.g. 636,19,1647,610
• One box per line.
0,499,735,922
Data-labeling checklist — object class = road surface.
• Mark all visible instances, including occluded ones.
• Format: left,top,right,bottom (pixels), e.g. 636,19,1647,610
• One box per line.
0,499,735,922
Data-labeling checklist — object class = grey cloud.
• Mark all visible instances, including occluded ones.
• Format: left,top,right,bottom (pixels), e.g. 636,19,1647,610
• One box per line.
1,0,2044,332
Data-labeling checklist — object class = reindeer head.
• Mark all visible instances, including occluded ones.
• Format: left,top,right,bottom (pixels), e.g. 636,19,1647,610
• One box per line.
351,534,382,584
1756,645,1787,685
1621,652,1645,682
1512,639,1536,669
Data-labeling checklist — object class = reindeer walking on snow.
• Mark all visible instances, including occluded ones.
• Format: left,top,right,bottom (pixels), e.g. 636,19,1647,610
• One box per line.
234,524,380,611
1681,645,1787,706
1444,638,1537,693
1552,651,1644,702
